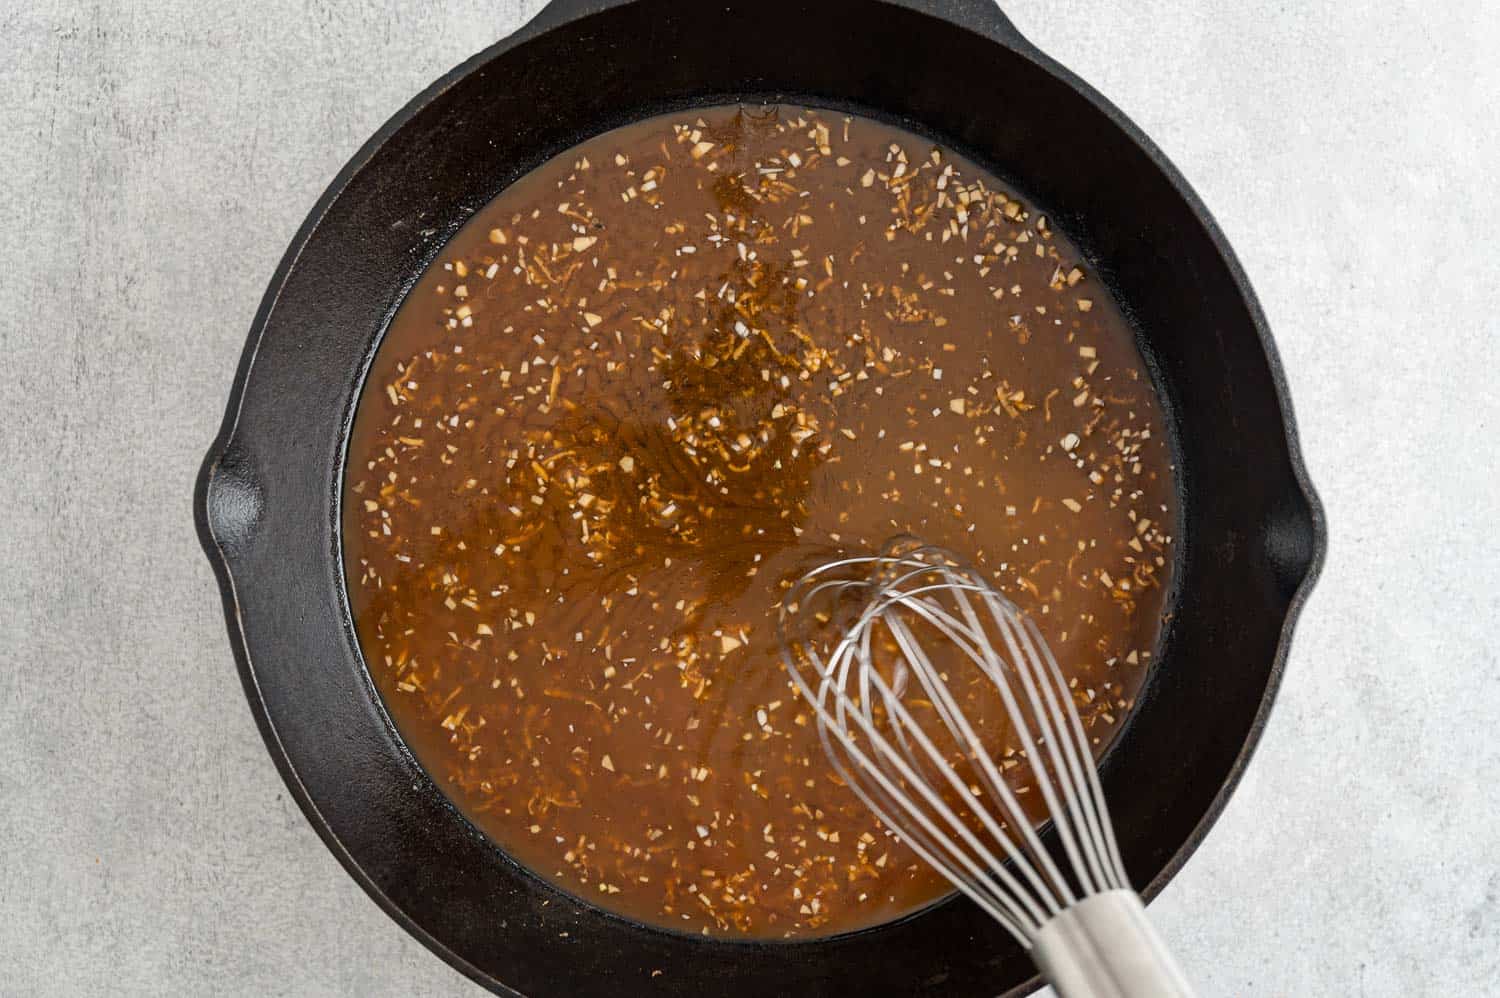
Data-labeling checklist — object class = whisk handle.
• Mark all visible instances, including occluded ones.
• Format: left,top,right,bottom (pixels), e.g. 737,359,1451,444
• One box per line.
1030,890,1195,998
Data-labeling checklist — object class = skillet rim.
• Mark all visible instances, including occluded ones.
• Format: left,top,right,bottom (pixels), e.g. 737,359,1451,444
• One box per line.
194,1,1328,993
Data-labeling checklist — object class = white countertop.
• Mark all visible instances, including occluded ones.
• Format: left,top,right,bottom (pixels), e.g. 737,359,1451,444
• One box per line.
2,1,1496,994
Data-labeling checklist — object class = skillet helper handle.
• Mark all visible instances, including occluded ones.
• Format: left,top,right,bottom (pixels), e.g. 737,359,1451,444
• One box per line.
1029,890,1196,998
896,0,1039,52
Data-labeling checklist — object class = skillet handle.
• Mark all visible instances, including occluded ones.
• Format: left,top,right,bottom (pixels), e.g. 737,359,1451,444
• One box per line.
888,0,1039,52
526,0,1040,54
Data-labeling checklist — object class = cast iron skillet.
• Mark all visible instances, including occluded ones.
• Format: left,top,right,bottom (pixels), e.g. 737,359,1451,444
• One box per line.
195,1,1325,994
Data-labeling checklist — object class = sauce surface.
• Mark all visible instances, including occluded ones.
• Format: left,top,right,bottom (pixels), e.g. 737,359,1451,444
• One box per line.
344,105,1176,938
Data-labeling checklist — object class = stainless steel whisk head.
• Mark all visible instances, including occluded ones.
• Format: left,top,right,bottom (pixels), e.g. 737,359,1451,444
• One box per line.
778,541,1193,998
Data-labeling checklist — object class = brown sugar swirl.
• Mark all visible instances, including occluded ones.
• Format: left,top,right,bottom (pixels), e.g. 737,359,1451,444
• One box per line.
343,104,1177,938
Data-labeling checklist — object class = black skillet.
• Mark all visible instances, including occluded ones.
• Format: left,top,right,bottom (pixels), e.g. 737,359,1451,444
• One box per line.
195,1,1325,994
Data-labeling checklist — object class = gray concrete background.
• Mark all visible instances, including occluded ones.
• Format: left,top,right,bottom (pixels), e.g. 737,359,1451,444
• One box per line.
2,1,1496,994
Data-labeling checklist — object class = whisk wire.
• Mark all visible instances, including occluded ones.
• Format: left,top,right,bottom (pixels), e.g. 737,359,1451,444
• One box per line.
813,669,1029,933
875,582,1074,916
814,590,1048,933
876,564,1092,913
780,543,1195,997
913,572,1090,908
985,590,1115,898
779,546,1130,942
794,574,1051,935
1017,608,1130,893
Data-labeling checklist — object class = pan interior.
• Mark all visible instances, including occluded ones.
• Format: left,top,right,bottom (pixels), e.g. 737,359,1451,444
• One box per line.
340,100,1181,942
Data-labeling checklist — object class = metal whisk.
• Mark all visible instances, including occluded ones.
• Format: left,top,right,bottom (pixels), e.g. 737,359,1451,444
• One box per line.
778,541,1193,998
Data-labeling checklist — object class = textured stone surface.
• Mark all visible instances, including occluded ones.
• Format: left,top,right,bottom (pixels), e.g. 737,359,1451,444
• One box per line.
2,1,1496,994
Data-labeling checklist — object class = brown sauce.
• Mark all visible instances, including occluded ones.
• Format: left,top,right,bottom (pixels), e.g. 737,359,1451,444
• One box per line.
343,105,1177,938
